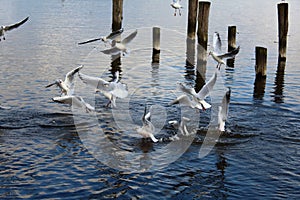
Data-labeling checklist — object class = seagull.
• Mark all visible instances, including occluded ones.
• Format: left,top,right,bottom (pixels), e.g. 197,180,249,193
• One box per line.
52,95,95,113
78,71,128,107
45,65,84,96
170,0,183,16
213,32,222,54
101,29,137,56
218,88,231,132
0,104,11,110
136,105,159,143
0,16,29,41
78,28,124,45
175,71,218,110
170,94,205,110
169,117,191,136
209,32,240,69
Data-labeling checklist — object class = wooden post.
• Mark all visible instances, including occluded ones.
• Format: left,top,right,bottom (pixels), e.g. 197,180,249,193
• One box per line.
112,0,123,32
277,3,288,61
111,0,123,75
253,46,267,99
152,27,160,64
197,1,210,52
255,46,267,78
186,37,196,67
187,0,198,39
227,26,237,67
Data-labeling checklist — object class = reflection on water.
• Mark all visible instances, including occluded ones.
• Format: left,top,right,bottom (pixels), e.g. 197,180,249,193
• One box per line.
253,76,266,100
272,58,286,103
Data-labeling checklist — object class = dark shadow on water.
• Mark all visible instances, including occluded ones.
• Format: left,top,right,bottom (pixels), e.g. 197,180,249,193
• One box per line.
271,58,286,103
253,77,266,100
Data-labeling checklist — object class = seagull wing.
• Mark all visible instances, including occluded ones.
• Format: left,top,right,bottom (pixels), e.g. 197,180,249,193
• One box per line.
64,65,84,88
121,29,138,45
213,32,222,54
219,46,240,59
4,16,29,31
78,72,109,91
78,38,102,45
52,95,74,105
220,88,231,120
177,82,197,96
196,71,217,99
101,46,121,55
106,28,124,40
110,82,128,98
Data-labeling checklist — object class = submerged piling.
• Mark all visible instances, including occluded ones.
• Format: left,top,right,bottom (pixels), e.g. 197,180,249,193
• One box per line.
227,26,237,67
152,27,160,64
187,0,198,39
277,2,288,61
112,0,123,31
255,46,267,78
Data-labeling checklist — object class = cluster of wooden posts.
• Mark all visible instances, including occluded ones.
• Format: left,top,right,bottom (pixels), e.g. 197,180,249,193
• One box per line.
112,0,289,98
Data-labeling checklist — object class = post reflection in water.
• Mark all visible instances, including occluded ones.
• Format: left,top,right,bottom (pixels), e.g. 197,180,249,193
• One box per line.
253,76,266,100
272,58,286,103
195,43,207,93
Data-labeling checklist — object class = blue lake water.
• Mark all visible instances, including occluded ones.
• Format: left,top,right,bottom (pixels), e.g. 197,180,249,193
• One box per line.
0,0,299,199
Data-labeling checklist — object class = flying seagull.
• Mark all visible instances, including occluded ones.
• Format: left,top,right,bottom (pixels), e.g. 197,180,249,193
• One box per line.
78,28,124,45
175,71,218,110
209,32,240,69
52,95,95,113
170,0,183,16
136,105,159,143
218,88,231,132
0,16,29,41
45,65,84,96
78,71,128,107
170,94,206,110
101,29,137,56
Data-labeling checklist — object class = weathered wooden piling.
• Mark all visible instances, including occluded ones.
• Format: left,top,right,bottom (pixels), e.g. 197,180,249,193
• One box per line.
197,1,210,52
186,37,196,67
152,27,160,63
226,26,237,67
112,0,123,32
253,46,267,99
111,0,123,73
277,3,289,61
255,46,267,78
187,0,198,39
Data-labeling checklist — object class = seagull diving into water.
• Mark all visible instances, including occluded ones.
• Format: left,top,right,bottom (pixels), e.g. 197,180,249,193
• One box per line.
171,71,218,110
209,32,240,70
136,105,159,143
45,65,84,96
0,16,29,41
78,28,124,45
101,29,137,56
78,71,128,108
170,0,183,16
52,95,95,113
168,117,191,136
218,88,231,132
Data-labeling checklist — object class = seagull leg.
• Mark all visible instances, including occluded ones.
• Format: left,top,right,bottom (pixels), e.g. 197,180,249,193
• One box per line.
179,9,182,16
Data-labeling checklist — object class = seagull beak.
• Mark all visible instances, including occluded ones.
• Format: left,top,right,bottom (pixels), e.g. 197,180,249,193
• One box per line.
45,82,56,88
